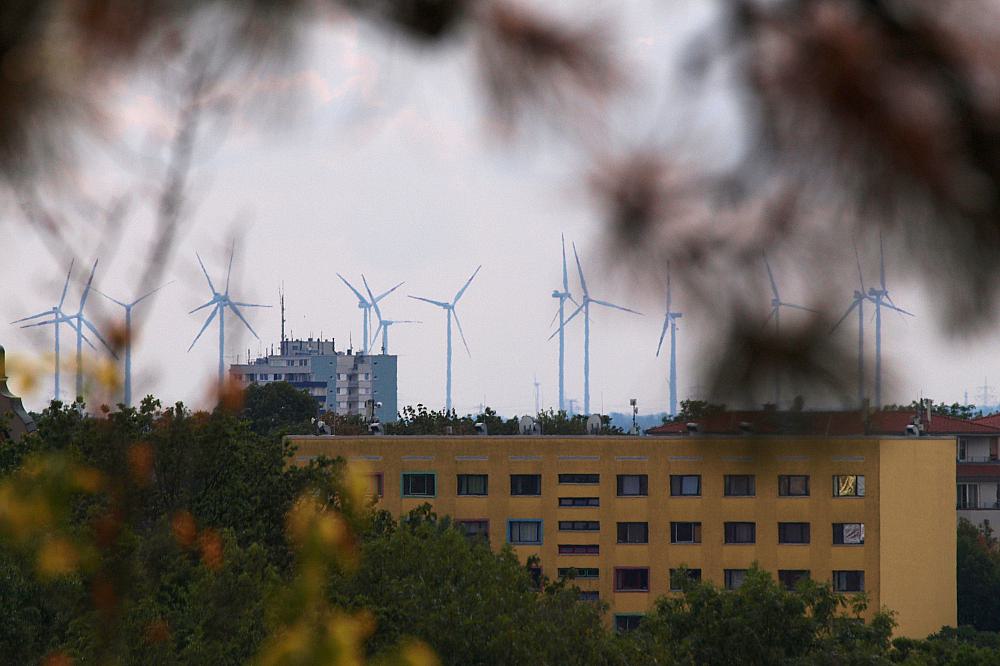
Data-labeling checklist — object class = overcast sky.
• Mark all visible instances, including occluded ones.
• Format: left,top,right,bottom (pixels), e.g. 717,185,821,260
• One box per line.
2,1,996,416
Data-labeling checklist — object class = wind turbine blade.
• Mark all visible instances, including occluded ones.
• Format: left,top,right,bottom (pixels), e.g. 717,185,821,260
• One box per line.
93,288,128,308
854,242,867,294
408,295,450,308
224,240,235,295
78,259,98,311
591,298,642,316
562,302,585,327
656,317,670,356
187,306,219,351
374,281,404,303
879,231,886,291
20,318,62,329
362,275,382,322
58,258,75,309
567,294,580,307
453,265,482,304
228,302,260,340
189,297,219,314
81,318,119,359
561,234,569,293
230,301,270,308
337,273,369,304
666,261,672,316
548,308,561,328
883,302,914,317
762,306,777,330
778,302,820,314
11,310,58,324
830,298,861,333
196,253,216,294
394,320,421,324
371,321,384,348
453,309,471,356
572,243,588,296
763,252,779,300
131,280,174,306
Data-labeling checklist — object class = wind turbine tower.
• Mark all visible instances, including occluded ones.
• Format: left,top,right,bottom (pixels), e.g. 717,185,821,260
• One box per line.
409,266,481,413
96,281,172,407
831,244,872,407
11,260,79,402
554,244,641,415
337,273,403,355
763,253,818,408
866,234,913,409
549,234,577,413
655,263,683,418
188,246,270,387
363,275,419,354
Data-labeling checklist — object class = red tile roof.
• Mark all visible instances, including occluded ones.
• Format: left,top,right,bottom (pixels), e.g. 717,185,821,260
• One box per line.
973,414,1000,429
646,410,1000,436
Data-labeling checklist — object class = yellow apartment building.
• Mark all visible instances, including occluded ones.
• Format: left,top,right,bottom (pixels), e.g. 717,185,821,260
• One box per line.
288,434,956,638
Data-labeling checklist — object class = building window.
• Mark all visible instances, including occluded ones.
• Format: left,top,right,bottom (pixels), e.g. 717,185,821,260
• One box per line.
558,567,599,579
511,474,542,496
670,521,702,544
559,473,599,484
558,544,599,555
833,570,864,592
670,475,702,496
457,474,488,496
273,373,283,380
669,568,702,591
578,591,600,602
779,475,810,497
558,520,600,531
724,475,755,497
614,568,650,592
725,569,748,590
614,615,643,633
958,438,968,461
558,497,599,507
617,522,649,544
508,520,543,545
833,475,865,497
778,570,810,590
245,373,256,381
337,388,347,395
617,474,648,497
778,522,810,544
833,523,865,545
401,473,436,498
724,522,756,544
957,483,980,509
338,401,348,409
367,473,383,497
456,520,489,543
259,374,269,381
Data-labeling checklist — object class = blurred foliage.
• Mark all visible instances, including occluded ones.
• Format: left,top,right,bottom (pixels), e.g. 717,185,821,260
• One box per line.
385,404,623,435
242,381,318,437
956,518,1000,632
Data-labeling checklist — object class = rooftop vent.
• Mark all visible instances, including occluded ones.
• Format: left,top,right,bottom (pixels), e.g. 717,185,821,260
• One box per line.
474,422,488,436
586,414,602,435
738,421,753,434
686,422,700,434
519,415,542,435
369,422,384,436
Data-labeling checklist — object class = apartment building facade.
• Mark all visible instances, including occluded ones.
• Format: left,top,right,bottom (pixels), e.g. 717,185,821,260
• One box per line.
229,338,398,422
287,433,956,638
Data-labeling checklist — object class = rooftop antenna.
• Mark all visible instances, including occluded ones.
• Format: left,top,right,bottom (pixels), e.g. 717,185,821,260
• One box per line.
279,282,286,344
763,252,818,408
831,242,873,407
978,377,995,413
409,265,481,413
533,375,541,415
550,243,641,415
337,273,403,355
363,275,420,355
11,259,81,402
22,260,119,400
188,242,270,388
549,234,578,413
655,262,683,418
865,233,913,408
94,280,173,407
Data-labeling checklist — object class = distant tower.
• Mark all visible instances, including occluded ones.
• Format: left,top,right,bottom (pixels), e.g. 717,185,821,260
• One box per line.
279,283,286,344
533,375,541,414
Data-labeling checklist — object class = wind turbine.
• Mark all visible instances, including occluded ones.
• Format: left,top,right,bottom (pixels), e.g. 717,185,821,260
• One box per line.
866,233,913,408
656,262,683,418
363,275,420,355
95,281,173,407
188,247,270,387
763,252,818,408
554,244,641,415
831,244,872,407
10,260,82,402
549,234,577,413
337,273,403,355
409,266,482,413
